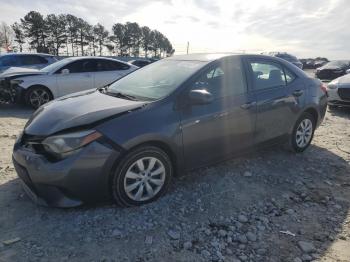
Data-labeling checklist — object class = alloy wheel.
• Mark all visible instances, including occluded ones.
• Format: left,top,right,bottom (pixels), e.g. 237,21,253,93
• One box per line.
123,157,166,202
295,118,313,148
29,89,50,108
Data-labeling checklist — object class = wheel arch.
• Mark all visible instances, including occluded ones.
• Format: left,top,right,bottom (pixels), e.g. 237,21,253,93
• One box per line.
24,84,54,100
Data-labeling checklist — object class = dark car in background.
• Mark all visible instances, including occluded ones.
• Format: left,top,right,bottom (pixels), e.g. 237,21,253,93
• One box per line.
265,52,303,69
0,53,58,73
129,59,153,68
13,53,327,208
315,60,350,80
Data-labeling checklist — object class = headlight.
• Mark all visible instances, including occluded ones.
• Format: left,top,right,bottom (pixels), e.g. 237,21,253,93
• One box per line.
42,130,102,158
10,79,24,85
327,79,339,89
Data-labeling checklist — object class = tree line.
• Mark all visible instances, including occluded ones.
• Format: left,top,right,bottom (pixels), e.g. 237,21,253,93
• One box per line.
0,11,174,58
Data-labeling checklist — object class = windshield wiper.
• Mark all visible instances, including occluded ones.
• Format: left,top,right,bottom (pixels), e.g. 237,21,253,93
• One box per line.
105,91,138,101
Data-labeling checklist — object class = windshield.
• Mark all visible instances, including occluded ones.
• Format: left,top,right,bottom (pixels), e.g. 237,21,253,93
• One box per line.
326,60,349,67
108,59,206,100
40,58,73,73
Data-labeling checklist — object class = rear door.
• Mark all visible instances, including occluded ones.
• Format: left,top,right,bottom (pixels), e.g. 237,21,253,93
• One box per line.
94,60,132,88
245,57,304,144
55,59,96,96
179,57,256,168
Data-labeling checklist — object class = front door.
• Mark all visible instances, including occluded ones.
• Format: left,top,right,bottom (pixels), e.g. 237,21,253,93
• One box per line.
55,59,96,97
179,57,256,169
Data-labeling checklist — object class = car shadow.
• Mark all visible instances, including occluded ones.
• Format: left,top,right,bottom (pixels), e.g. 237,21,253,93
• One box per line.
0,104,33,119
328,106,350,120
1,143,349,261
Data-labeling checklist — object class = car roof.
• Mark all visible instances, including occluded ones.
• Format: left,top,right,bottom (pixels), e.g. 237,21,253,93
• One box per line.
165,53,285,62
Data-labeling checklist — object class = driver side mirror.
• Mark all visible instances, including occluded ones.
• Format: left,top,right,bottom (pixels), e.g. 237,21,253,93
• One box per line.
188,89,213,105
61,68,70,75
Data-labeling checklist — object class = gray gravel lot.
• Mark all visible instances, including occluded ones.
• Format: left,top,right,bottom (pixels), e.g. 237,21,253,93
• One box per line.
1,80,350,261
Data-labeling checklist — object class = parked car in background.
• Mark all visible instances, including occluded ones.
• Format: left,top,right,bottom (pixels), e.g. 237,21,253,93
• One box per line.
0,53,57,73
264,52,303,69
12,53,327,207
0,57,138,108
327,74,350,108
129,59,152,68
315,60,350,80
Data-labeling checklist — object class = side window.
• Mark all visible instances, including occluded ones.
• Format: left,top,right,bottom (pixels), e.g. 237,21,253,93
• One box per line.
249,61,286,90
96,60,130,71
59,60,97,73
284,68,296,84
0,56,17,67
18,55,48,65
193,57,246,99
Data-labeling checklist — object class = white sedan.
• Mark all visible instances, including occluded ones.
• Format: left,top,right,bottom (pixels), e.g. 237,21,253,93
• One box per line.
0,57,138,108
327,73,350,108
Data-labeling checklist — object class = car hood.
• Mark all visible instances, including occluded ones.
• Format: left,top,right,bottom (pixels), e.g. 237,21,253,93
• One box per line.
333,73,350,85
0,67,46,79
24,90,148,136
319,65,343,71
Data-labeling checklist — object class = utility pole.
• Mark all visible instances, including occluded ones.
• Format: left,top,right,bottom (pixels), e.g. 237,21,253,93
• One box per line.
186,41,189,54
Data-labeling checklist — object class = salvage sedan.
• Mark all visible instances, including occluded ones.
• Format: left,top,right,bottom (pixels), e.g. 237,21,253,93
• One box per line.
13,54,327,207
327,74,350,108
315,60,350,80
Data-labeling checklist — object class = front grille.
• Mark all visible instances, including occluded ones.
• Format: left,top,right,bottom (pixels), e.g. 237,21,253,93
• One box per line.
338,88,350,101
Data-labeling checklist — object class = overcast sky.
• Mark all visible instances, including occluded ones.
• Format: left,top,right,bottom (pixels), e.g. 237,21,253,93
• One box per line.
0,0,349,59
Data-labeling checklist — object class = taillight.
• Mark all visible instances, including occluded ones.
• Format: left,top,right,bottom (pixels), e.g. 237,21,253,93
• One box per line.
320,83,327,94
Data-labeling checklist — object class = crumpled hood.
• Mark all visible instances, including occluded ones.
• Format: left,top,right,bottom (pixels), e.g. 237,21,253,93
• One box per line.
0,67,46,79
318,65,343,71
24,90,148,136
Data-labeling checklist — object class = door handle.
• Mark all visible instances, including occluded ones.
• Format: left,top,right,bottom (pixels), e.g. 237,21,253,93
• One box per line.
293,90,304,97
240,101,256,110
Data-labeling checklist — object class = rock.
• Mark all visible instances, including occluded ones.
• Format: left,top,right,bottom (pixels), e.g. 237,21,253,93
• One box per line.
183,241,192,250
238,215,248,223
167,230,180,240
111,229,122,238
257,248,266,255
226,248,233,255
243,171,252,177
293,258,302,262
218,229,227,237
201,250,211,258
2,238,21,245
145,236,153,245
298,241,316,253
238,235,247,244
246,232,257,242
301,254,312,261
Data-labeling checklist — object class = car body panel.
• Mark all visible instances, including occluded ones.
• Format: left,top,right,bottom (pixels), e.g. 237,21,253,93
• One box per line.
327,74,350,107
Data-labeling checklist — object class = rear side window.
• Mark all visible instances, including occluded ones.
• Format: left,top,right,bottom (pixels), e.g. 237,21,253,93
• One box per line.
0,56,17,67
96,60,130,71
249,60,296,90
58,59,97,73
192,57,246,99
18,55,48,65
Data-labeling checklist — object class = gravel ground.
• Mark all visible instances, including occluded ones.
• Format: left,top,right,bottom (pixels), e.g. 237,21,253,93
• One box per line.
1,90,350,261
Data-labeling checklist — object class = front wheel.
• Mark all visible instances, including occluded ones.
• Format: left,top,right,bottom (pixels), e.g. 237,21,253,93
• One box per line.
111,146,173,207
289,112,315,153
25,86,52,109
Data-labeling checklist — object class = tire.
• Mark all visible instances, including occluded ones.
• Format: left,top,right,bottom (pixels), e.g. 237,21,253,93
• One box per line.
111,146,173,207
289,112,315,153
25,86,52,109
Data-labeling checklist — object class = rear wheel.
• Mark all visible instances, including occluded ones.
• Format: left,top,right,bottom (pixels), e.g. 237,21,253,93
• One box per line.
25,86,52,109
289,112,315,152
111,146,173,207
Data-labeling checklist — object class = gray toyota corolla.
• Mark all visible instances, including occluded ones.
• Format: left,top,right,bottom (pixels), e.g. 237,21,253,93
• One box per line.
13,54,328,207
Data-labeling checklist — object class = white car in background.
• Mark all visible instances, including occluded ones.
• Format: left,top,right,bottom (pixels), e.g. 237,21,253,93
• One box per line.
0,57,138,108
327,73,350,108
